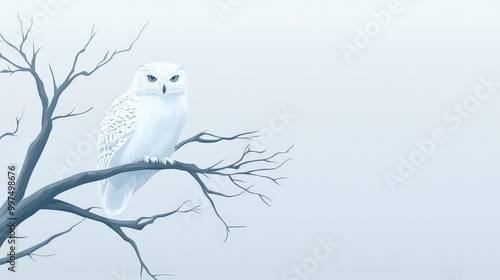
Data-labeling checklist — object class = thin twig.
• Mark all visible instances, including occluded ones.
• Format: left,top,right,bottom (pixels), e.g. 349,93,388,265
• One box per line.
52,107,93,121
0,109,25,140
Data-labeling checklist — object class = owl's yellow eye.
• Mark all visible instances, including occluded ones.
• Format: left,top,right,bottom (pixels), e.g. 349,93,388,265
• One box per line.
170,75,179,82
147,75,157,82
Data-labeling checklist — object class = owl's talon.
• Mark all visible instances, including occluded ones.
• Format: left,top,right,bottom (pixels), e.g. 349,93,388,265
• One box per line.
140,155,151,163
141,155,160,165
162,157,175,165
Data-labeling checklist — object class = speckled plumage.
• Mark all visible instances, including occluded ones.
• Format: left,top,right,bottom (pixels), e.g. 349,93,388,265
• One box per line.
97,62,188,216
98,94,140,168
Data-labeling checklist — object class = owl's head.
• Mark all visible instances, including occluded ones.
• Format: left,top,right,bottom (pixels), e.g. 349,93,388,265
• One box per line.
131,62,187,96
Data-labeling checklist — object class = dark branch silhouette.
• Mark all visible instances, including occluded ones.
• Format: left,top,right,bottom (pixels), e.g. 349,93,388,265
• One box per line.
0,219,84,265
0,109,24,140
0,19,290,279
51,107,94,121
41,200,201,279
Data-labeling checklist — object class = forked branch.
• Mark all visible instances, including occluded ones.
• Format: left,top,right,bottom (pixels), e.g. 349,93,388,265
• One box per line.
0,109,24,140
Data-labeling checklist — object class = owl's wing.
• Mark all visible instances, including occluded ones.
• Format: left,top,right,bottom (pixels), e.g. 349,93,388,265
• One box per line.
97,93,140,169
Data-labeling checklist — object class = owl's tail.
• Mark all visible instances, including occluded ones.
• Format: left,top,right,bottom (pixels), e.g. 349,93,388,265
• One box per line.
98,170,156,216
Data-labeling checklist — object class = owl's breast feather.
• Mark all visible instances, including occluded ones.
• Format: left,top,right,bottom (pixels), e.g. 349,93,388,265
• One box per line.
121,94,187,162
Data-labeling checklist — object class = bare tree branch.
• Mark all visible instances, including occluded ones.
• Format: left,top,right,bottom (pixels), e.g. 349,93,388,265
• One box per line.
52,22,148,104
44,200,201,232
228,175,273,206
1,200,200,277
189,171,245,242
0,51,28,72
42,200,200,279
27,253,58,262
0,109,25,140
0,219,84,265
115,228,171,279
13,142,291,221
64,25,98,83
51,107,93,121
175,131,259,151
0,16,35,69
0,63,28,75
0,19,50,214
16,14,34,65
2,136,291,250
48,64,57,91
0,132,291,256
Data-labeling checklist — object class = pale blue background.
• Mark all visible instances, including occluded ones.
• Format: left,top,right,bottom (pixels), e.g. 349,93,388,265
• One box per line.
1,0,500,279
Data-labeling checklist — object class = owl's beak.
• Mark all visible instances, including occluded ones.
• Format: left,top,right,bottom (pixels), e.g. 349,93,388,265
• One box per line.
162,84,167,94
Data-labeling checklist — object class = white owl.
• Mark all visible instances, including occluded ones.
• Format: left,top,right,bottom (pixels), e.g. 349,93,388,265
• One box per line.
97,62,188,216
